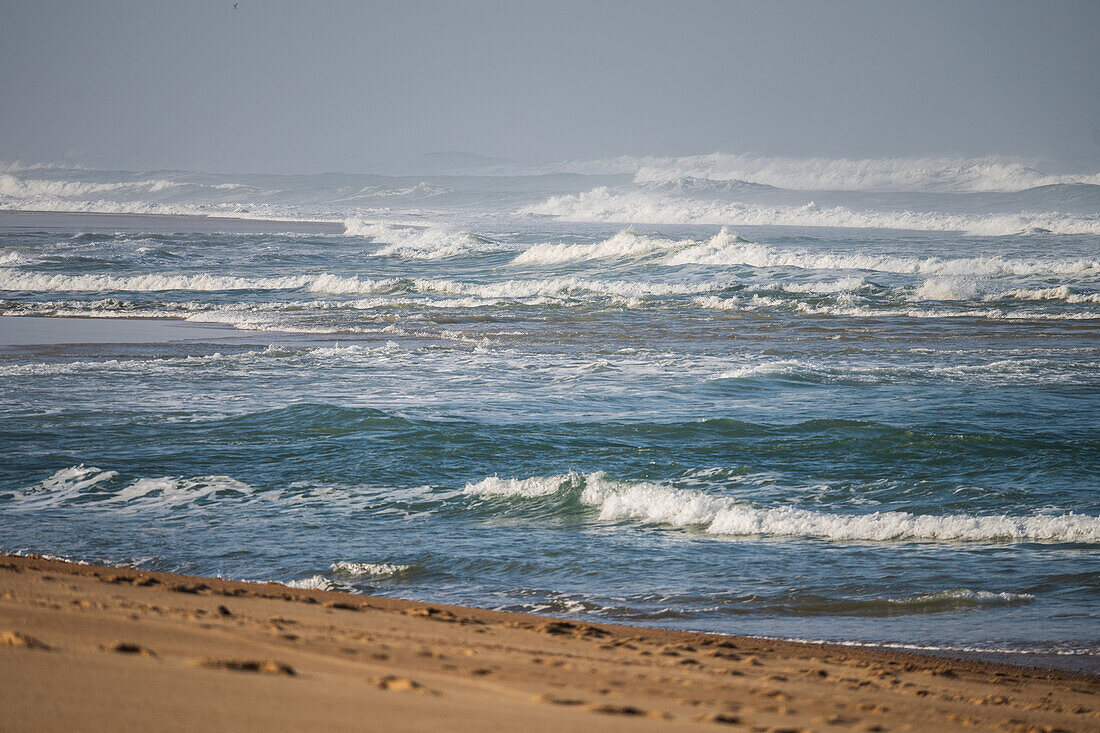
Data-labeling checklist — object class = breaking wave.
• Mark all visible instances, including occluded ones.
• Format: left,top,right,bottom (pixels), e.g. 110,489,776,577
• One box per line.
464,472,1100,543
0,267,720,299
330,561,419,579
343,219,506,259
522,188,1100,235
283,575,357,592
511,228,700,265
510,227,1100,277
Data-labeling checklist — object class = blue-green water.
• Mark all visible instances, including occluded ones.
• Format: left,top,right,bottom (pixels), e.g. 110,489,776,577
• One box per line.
1,162,1098,668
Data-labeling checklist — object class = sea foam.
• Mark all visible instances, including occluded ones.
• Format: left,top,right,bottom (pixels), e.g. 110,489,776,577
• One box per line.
9,466,252,512
9,465,119,509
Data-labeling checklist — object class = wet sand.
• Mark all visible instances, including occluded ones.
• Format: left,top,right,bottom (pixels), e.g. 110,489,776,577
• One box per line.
1,554,1095,732
0,209,345,235
0,315,242,348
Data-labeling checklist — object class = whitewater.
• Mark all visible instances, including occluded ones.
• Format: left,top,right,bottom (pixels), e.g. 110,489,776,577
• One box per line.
1,154,1098,666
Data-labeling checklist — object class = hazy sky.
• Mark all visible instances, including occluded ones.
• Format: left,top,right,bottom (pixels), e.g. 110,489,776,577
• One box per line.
2,0,1098,173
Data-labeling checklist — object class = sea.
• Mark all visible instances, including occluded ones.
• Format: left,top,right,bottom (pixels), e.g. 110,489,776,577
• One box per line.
1,153,1098,671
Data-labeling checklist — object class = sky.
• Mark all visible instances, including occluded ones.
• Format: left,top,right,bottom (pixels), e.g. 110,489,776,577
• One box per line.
1,0,1098,173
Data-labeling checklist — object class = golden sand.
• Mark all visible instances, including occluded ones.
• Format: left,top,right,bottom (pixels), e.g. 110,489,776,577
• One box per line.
1,554,1095,732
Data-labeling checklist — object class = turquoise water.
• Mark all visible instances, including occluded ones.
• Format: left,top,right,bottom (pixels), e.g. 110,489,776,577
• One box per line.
1,162,1098,668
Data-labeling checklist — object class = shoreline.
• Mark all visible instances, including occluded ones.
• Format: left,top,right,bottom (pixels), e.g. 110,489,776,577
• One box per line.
1,554,1095,732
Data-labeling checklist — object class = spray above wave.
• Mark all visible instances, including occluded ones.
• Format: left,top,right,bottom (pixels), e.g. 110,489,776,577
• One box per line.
0,172,324,222
522,187,1100,235
0,173,186,200
548,153,1100,193
464,472,1100,544
0,169,448,221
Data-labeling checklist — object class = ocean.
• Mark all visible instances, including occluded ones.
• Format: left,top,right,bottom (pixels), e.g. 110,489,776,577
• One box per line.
1,154,1098,671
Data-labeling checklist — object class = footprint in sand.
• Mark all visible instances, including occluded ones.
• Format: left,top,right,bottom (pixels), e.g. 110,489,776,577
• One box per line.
200,658,296,675
1,631,51,650
323,601,361,611
405,606,456,622
698,712,742,725
532,694,586,706
370,675,436,695
103,641,156,657
586,703,668,719
168,582,209,594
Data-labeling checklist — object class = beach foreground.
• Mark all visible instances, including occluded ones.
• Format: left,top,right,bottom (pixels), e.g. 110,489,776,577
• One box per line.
0,555,1095,732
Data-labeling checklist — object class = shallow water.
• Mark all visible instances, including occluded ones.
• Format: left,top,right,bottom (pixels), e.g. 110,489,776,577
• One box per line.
1,160,1098,668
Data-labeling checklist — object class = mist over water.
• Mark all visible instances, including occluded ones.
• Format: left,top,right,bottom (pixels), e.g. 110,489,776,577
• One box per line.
1,153,1098,668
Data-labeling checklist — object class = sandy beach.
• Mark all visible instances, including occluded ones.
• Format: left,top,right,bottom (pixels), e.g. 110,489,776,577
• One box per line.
1,555,1095,732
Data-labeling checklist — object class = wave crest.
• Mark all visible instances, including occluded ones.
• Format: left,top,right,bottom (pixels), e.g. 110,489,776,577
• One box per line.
465,471,1100,543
